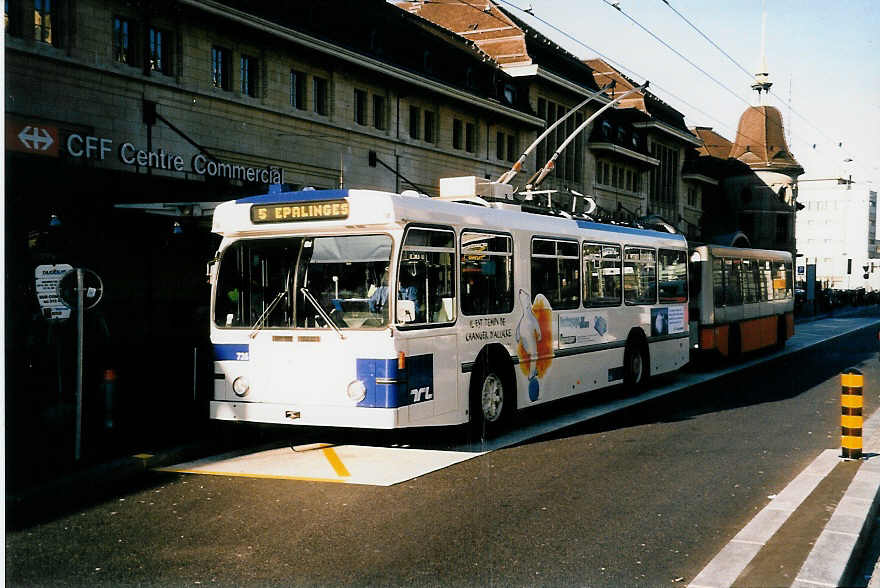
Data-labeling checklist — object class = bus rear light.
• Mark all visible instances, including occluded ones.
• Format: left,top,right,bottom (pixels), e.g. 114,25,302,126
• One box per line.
398,352,406,370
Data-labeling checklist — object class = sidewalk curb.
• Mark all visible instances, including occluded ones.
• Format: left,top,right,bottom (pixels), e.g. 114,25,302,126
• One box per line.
792,414,880,587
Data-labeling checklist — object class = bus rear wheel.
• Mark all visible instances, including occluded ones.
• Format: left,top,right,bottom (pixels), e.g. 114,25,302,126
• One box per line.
470,364,511,439
623,339,649,391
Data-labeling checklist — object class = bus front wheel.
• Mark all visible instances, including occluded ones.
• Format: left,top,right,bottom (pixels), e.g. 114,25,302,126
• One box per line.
470,364,511,439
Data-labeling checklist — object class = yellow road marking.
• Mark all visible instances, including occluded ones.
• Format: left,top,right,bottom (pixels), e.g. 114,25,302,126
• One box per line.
323,446,351,477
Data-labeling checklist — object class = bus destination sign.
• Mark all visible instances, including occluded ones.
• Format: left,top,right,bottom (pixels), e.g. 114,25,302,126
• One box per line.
251,200,350,223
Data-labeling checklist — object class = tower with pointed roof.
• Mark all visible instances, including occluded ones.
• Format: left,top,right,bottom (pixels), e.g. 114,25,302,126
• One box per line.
722,3,803,254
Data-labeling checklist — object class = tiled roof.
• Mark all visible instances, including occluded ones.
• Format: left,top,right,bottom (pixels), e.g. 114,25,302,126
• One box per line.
691,126,733,159
393,1,530,65
585,58,692,135
729,105,803,173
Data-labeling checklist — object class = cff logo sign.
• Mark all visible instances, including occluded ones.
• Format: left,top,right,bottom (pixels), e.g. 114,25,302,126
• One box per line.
6,119,59,157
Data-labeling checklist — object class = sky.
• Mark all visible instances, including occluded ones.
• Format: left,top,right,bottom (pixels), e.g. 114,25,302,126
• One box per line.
498,0,880,187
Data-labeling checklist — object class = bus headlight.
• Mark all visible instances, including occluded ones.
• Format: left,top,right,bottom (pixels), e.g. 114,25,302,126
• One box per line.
346,380,367,403
232,376,250,397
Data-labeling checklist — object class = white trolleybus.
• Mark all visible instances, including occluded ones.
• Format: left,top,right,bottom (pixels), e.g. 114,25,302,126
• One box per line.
688,244,794,358
208,176,690,435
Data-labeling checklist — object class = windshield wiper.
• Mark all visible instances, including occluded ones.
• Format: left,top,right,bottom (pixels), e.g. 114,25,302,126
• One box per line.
248,290,287,339
300,288,344,340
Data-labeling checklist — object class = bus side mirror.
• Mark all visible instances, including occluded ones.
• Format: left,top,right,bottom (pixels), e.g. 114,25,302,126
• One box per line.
397,300,415,323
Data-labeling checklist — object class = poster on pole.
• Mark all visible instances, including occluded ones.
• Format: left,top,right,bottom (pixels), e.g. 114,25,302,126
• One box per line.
35,264,73,320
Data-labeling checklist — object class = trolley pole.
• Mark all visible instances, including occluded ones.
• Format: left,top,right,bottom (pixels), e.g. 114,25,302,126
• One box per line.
841,368,864,460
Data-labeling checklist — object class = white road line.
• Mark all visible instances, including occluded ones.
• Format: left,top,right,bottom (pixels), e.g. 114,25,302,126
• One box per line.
690,393,880,588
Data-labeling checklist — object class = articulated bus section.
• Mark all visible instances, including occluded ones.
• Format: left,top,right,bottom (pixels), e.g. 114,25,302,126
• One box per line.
689,244,794,358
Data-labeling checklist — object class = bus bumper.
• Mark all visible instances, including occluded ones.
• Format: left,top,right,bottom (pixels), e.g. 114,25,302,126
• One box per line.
210,400,453,429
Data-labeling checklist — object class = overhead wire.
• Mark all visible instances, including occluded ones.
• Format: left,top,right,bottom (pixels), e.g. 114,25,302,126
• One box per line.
494,0,771,151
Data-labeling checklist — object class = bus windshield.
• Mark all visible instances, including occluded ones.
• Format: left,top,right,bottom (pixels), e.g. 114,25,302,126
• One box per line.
214,234,393,329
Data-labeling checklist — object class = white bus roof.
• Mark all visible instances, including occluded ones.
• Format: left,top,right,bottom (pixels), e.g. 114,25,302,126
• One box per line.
693,243,792,262
212,187,688,248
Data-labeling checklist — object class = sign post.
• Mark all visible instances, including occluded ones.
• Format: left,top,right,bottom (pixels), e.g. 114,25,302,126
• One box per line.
58,268,104,461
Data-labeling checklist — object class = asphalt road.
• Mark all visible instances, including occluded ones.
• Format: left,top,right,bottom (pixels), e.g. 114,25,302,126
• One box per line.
7,325,880,586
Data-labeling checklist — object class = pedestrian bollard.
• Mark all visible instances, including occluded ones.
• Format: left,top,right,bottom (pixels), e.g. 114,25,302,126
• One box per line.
841,368,864,460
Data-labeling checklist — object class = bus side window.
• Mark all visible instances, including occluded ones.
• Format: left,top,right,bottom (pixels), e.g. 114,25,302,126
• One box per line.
712,257,725,307
531,238,579,309
399,226,456,325
460,232,513,315
658,248,687,303
725,258,743,306
583,243,621,307
623,247,656,305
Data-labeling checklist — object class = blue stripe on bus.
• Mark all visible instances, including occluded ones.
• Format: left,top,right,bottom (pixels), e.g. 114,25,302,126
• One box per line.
574,219,687,240
356,354,434,408
213,344,250,361
236,189,350,204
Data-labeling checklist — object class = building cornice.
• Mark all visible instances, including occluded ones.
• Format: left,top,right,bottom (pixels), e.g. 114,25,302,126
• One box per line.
588,142,659,167
178,0,543,127
633,120,702,146
682,173,719,186
503,63,611,105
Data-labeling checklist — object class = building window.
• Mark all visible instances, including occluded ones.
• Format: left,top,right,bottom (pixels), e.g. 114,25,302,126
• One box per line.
354,89,367,125
409,106,421,140
465,122,475,153
453,119,463,150
424,111,435,144
687,186,698,207
241,55,258,97
536,97,583,184
211,46,230,90
112,17,133,65
313,76,328,116
496,131,505,160
649,142,679,214
148,28,170,75
290,70,306,110
507,134,517,162
373,95,386,131
34,0,54,45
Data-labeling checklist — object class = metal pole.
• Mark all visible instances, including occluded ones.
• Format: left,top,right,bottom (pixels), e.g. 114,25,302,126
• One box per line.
75,268,84,461
193,346,198,402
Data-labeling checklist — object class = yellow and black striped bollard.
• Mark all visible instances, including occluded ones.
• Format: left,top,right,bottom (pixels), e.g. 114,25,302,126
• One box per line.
841,368,864,460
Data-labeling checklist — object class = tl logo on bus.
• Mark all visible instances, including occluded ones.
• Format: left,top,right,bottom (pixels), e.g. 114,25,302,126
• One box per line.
410,386,433,403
